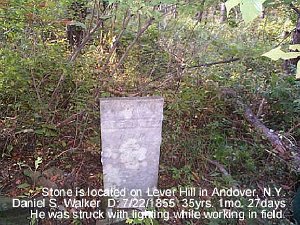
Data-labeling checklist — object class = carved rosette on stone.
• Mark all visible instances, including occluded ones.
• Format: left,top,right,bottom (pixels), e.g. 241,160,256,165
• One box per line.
100,97,164,207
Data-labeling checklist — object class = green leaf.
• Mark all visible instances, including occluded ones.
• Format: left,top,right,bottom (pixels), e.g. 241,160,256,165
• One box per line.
263,47,300,79
99,15,113,20
35,125,58,137
35,157,43,170
23,169,33,178
225,0,240,17
17,183,30,189
69,21,87,29
297,61,300,80
7,145,13,153
283,52,300,60
262,46,300,60
226,0,266,23
35,128,45,135
23,169,42,184
44,129,58,137
289,44,300,51
125,218,134,224
262,47,284,60
240,0,265,23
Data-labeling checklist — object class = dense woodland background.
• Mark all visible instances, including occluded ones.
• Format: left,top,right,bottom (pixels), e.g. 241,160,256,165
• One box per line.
0,0,300,224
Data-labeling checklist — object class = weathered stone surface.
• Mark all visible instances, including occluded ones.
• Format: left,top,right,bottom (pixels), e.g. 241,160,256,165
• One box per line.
100,97,164,202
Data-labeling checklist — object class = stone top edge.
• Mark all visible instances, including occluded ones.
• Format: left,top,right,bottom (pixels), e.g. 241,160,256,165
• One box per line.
100,96,164,101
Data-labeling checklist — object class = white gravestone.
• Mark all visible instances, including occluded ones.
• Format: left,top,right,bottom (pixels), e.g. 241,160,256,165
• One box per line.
100,97,164,207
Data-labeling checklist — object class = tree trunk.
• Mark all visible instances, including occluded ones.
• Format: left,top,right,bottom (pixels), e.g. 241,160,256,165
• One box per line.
284,4,300,73
195,0,206,22
220,2,227,23
260,6,265,19
291,16,300,65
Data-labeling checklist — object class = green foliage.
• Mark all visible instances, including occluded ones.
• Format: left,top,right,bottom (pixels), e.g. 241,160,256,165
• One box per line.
170,165,194,183
264,75,300,131
0,50,30,100
262,46,300,60
126,215,159,225
35,124,58,137
225,0,266,23
262,46,300,78
0,1,299,224
34,157,43,170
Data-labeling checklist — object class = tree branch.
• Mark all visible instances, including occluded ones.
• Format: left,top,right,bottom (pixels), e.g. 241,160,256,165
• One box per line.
290,3,300,15
243,104,286,154
99,10,131,73
206,159,238,189
110,17,155,76
186,57,240,69
221,88,300,171
50,17,110,109
68,17,110,63
221,88,287,154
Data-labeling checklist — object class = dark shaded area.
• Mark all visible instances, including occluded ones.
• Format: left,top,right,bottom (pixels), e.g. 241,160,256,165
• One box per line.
66,1,88,48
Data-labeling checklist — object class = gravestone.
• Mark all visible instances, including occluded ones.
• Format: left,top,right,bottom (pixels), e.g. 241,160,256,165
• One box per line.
100,97,164,207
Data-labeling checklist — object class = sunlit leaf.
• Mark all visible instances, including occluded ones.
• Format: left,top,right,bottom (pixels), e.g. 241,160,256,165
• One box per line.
240,0,263,23
262,47,285,60
289,44,300,51
126,218,134,224
262,46,300,60
282,52,300,60
226,0,266,23
297,61,300,80
225,0,240,16
35,157,43,170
